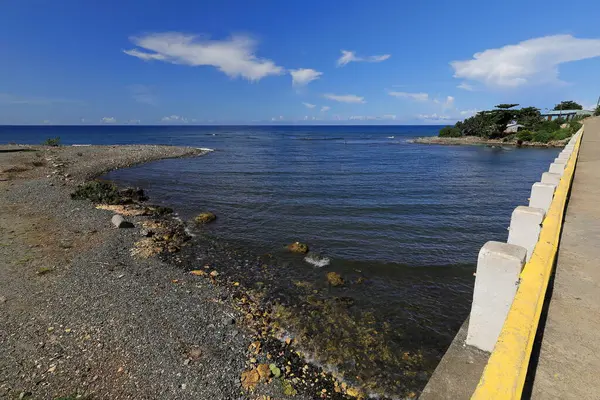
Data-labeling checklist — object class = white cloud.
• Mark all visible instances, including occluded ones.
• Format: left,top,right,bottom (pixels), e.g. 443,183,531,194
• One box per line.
457,82,475,91
271,116,285,121
290,68,323,86
460,109,479,117
388,91,429,102
451,34,600,87
302,102,316,109
127,119,141,124
349,114,397,121
124,33,284,81
128,84,157,105
102,117,116,124
161,115,188,123
323,93,365,103
336,50,391,66
321,106,330,112
444,95,455,109
368,55,391,62
416,113,455,122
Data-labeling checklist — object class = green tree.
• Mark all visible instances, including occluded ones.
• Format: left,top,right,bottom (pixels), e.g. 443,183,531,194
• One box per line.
516,130,533,142
495,103,519,109
595,105,600,116
553,101,583,111
515,107,541,130
439,126,462,137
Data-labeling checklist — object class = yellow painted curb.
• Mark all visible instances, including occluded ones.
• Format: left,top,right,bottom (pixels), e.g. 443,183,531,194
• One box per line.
471,128,583,399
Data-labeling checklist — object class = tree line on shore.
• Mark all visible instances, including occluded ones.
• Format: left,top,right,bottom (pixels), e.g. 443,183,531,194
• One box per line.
439,101,592,143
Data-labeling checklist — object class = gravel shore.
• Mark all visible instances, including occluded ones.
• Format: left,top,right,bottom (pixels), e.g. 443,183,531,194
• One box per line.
0,145,316,400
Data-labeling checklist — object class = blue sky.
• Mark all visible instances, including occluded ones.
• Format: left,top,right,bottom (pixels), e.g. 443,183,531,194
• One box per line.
2,0,600,125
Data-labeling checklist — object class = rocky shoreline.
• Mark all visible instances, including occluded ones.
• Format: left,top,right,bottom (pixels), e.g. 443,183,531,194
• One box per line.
0,144,391,400
410,136,568,148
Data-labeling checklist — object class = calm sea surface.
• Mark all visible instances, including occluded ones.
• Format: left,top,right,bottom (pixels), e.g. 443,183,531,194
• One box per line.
2,125,560,395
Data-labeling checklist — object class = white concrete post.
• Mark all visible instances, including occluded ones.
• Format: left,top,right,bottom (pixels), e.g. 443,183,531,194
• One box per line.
507,206,545,262
541,172,561,186
553,157,567,164
557,152,570,161
466,241,527,352
530,182,556,212
549,162,566,175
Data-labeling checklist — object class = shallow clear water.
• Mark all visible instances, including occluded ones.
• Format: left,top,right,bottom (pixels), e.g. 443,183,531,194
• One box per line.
2,125,561,395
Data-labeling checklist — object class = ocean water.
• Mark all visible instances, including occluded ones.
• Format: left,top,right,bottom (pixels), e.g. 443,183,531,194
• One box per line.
1,125,561,396
3,125,559,265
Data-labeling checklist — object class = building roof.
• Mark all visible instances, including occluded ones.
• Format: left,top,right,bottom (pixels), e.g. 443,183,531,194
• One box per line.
541,109,593,116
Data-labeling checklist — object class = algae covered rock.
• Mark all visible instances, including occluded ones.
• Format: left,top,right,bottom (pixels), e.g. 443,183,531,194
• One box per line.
287,241,309,254
195,212,216,224
326,272,344,287
71,181,121,204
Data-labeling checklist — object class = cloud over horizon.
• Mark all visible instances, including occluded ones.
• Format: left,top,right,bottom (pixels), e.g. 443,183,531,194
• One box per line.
323,93,365,103
161,115,190,123
451,34,600,87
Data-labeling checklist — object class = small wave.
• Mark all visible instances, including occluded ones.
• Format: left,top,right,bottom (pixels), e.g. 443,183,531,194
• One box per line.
387,136,395,139
296,137,345,141
197,147,215,152
304,253,331,267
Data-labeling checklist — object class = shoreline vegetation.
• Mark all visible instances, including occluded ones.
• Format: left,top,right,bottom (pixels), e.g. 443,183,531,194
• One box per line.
1,143,425,400
414,101,590,148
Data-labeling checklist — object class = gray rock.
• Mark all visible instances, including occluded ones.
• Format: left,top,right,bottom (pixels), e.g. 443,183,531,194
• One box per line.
111,214,134,228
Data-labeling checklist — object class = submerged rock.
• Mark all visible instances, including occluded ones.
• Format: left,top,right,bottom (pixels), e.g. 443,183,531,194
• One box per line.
326,272,344,287
195,212,217,224
119,187,148,203
287,241,309,254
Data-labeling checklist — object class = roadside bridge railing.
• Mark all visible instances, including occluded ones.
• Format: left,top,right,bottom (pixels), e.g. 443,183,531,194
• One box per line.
466,127,583,399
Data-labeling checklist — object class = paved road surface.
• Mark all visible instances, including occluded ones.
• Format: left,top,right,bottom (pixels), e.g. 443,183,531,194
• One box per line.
531,118,600,399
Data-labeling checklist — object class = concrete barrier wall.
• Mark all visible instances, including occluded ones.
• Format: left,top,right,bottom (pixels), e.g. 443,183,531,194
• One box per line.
465,127,582,352
420,127,584,400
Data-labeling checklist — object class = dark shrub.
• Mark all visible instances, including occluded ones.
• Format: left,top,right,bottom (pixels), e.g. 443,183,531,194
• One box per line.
516,130,533,142
569,121,582,134
532,131,553,143
42,137,61,146
552,128,572,141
